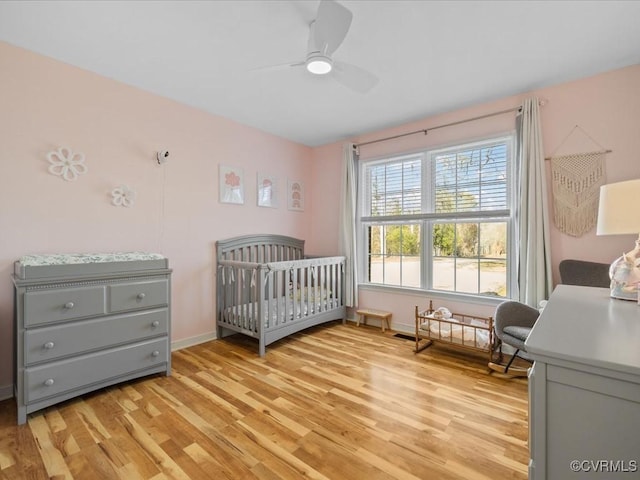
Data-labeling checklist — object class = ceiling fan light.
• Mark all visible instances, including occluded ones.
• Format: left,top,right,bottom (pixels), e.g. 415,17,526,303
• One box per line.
306,56,333,75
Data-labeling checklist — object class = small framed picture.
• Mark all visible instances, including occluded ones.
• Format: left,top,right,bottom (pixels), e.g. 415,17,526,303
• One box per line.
219,165,244,205
288,179,304,211
257,173,278,208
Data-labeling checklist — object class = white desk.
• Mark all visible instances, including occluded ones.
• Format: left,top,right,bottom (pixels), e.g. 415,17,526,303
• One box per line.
526,285,640,479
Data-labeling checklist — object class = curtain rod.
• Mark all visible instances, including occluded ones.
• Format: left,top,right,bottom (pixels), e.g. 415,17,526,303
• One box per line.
354,106,522,149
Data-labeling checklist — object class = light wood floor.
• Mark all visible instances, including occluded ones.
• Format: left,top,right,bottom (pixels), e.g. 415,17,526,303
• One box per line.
0,322,529,480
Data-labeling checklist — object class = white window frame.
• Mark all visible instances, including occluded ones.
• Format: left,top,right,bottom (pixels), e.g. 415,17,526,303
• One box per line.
357,134,516,303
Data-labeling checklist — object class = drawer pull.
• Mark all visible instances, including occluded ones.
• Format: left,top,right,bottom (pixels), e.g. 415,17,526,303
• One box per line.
64,302,75,309
137,293,146,300
43,341,55,350
152,350,160,357
151,320,160,328
44,379,55,387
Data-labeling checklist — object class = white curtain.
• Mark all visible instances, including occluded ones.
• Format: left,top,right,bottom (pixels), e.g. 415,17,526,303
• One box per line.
516,98,553,306
340,143,359,307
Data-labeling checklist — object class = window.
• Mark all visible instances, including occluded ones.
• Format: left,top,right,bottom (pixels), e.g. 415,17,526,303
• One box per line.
359,136,513,299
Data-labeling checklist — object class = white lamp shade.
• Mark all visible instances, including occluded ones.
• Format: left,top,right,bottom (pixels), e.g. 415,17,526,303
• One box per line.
596,178,640,236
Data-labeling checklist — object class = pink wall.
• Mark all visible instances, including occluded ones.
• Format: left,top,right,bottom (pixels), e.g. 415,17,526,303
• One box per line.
309,64,640,330
0,42,313,392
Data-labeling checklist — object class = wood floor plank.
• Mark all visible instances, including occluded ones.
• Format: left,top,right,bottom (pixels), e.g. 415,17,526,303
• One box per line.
237,421,330,480
28,415,74,479
119,413,190,479
0,323,528,479
0,437,16,470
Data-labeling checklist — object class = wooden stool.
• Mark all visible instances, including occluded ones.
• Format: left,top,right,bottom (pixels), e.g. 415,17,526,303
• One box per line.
356,308,392,332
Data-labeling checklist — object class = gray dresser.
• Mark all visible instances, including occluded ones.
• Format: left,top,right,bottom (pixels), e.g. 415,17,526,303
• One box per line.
12,252,172,425
526,285,640,480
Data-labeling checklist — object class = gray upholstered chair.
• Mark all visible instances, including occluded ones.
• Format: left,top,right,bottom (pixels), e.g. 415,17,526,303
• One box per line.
559,259,610,288
488,301,540,376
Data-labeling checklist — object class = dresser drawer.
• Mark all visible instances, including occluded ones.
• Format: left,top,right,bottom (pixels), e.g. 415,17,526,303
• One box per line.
24,286,106,326
109,279,168,313
25,309,169,366
24,338,168,404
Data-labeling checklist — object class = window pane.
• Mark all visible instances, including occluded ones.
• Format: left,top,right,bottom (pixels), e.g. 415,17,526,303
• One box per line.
434,143,507,214
366,157,421,216
479,223,508,296
455,258,479,294
480,259,507,297
386,225,402,255
384,257,401,286
455,223,479,258
369,254,383,284
366,223,421,287
401,224,421,287
402,255,421,288
479,222,507,258
433,257,454,291
433,223,455,256
479,144,508,211
432,221,507,296
369,225,382,255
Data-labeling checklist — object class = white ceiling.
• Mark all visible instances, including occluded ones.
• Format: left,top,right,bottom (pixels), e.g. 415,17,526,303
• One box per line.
2,1,640,147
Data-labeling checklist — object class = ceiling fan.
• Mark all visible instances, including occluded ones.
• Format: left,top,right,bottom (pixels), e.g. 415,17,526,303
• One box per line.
261,0,379,93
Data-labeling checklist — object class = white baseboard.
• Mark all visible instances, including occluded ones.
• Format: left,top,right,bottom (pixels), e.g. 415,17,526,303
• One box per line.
391,323,414,335
0,384,13,401
347,315,415,335
171,331,217,351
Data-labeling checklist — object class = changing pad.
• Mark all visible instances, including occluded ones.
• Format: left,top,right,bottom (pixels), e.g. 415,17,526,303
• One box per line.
14,252,168,279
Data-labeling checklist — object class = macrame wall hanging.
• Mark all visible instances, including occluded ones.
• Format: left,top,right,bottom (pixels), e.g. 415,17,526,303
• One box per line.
547,125,611,237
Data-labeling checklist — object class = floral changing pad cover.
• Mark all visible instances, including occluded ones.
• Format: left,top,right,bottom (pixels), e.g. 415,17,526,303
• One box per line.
17,252,165,266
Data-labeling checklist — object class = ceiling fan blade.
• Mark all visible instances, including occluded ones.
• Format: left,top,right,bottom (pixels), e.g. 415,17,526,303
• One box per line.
332,61,379,93
250,61,305,72
313,0,353,56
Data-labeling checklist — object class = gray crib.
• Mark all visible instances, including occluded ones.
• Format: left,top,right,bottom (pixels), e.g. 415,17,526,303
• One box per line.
216,234,346,356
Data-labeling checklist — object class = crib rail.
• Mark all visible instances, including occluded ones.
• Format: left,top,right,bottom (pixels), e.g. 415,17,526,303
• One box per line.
217,234,304,263
217,256,346,337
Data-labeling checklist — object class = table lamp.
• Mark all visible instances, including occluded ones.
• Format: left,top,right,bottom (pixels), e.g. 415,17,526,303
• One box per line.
596,178,640,300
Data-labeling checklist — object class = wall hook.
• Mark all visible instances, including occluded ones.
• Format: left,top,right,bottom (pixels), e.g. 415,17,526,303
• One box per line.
157,151,169,164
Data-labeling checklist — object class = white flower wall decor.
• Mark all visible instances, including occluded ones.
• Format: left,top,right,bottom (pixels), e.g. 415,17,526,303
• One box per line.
47,147,88,181
111,185,137,207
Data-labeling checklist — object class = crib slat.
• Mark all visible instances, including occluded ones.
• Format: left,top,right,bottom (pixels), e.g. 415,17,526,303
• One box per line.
319,265,325,312
284,268,291,326
338,260,343,308
277,269,282,325
331,264,340,308
265,270,272,330
234,267,241,328
241,268,247,330
308,265,314,312
256,266,264,336
292,267,299,321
